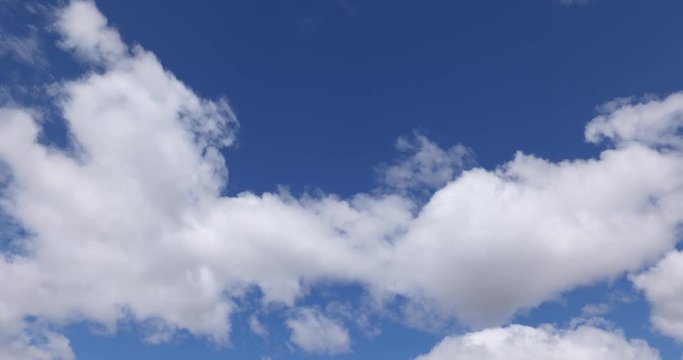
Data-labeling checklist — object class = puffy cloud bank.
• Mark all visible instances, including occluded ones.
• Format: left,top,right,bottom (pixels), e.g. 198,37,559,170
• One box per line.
2,0,683,358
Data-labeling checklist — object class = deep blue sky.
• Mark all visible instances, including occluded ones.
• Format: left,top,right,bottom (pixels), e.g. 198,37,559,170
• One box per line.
90,0,683,197
3,0,683,359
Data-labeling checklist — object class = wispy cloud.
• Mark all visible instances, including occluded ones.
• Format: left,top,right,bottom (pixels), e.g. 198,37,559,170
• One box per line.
0,27,47,69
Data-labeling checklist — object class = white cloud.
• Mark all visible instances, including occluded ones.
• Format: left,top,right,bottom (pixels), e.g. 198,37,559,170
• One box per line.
415,324,659,360
0,0,240,351
378,132,470,191
55,0,126,64
633,251,683,342
286,308,351,355
248,315,269,338
382,106,683,326
585,92,683,149
1,0,683,358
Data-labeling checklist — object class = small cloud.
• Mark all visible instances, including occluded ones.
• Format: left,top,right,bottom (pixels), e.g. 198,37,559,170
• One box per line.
249,315,269,338
608,290,637,304
377,132,471,193
581,303,610,317
286,308,351,355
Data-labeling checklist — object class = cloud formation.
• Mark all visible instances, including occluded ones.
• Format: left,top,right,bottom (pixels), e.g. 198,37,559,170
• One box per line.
633,251,683,342
378,132,470,192
415,323,660,360
1,0,683,358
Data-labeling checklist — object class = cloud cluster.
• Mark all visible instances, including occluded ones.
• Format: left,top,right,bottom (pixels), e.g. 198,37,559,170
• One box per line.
2,1,683,358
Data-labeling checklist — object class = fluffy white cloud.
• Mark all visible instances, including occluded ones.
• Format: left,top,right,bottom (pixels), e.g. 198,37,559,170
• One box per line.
382,133,683,327
0,0,241,350
633,251,683,342
415,324,659,360
585,93,683,149
55,0,126,64
378,92,683,326
286,308,351,355
0,2,404,355
603,95,683,344
1,0,683,358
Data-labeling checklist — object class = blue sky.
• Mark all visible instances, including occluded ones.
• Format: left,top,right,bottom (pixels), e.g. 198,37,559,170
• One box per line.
3,0,683,359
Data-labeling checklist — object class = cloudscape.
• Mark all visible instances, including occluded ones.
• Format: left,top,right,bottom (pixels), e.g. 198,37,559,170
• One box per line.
2,0,683,359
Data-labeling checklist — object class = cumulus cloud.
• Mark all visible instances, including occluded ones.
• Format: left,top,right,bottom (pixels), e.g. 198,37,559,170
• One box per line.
55,0,126,64
633,251,683,342
415,323,659,360
1,0,683,358
382,99,683,326
586,93,683,149
286,308,351,355
0,0,241,351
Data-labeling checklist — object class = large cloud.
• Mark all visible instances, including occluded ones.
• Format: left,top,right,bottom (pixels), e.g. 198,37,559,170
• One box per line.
1,0,683,358
384,118,683,326
0,1,409,353
414,323,660,360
